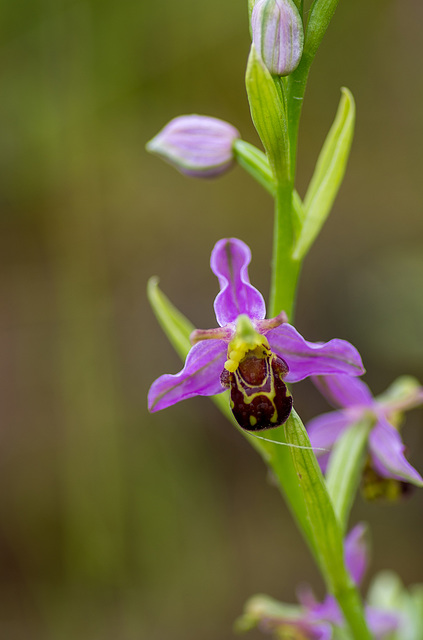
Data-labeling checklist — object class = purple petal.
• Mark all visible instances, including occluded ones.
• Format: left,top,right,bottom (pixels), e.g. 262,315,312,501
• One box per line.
148,340,227,411
265,324,365,382
211,238,266,326
309,596,343,626
344,523,368,586
307,411,352,453
305,622,333,640
366,606,401,639
312,375,374,410
369,417,423,485
296,584,318,609
146,115,240,178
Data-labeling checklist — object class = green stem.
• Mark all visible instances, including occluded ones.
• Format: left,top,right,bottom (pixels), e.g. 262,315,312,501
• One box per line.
335,583,373,640
286,61,310,180
269,182,301,320
268,63,310,320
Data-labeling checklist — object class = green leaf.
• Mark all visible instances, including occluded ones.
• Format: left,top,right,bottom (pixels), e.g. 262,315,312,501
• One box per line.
285,410,344,589
303,0,341,63
293,87,355,260
147,276,194,360
233,139,276,196
292,189,305,236
285,410,372,640
326,418,372,533
245,45,290,184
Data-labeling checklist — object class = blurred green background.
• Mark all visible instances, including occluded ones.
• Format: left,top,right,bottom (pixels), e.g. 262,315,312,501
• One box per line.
1,0,423,638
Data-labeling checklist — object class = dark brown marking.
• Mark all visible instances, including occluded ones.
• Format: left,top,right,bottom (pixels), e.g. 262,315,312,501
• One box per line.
221,353,292,431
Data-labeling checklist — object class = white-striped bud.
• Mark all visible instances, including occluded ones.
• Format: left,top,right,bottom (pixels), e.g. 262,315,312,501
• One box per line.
251,0,304,76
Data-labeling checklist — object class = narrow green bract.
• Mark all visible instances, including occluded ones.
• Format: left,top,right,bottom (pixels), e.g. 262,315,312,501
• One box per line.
245,45,290,184
326,418,372,533
285,410,345,590
304,0,341,62
293,87,355,260
284,410,373,639
233,139,276,196
147,277,194,361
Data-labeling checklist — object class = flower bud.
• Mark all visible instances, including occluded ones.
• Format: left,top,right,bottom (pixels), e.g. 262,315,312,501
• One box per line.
251,0,304,76
146,115,240,178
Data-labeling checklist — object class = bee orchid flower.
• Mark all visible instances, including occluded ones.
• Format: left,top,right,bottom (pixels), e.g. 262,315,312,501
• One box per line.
240,524,400,640
307,374,423,496
148,238,365,431
295,524,401,639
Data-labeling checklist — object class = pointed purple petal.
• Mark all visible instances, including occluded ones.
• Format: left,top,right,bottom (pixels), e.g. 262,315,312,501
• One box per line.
148,340,227,411
344,523,368,586
313,375,373,410
312,623,332,640
365,606,401,639
265,324,365,382
296,584,318,609
211,238,266,326
369,417,423,485
306,622,333,640
309,596,343,626
307,411,352,453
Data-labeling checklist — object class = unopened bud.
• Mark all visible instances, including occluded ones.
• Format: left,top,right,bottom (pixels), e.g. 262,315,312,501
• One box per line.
251,0,304,76
146,115,240,178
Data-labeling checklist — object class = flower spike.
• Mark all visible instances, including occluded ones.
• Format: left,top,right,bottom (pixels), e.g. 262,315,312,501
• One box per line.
238,525,399,639
308,374,423,492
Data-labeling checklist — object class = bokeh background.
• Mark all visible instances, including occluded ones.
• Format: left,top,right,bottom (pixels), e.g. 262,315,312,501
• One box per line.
1,0,423,638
